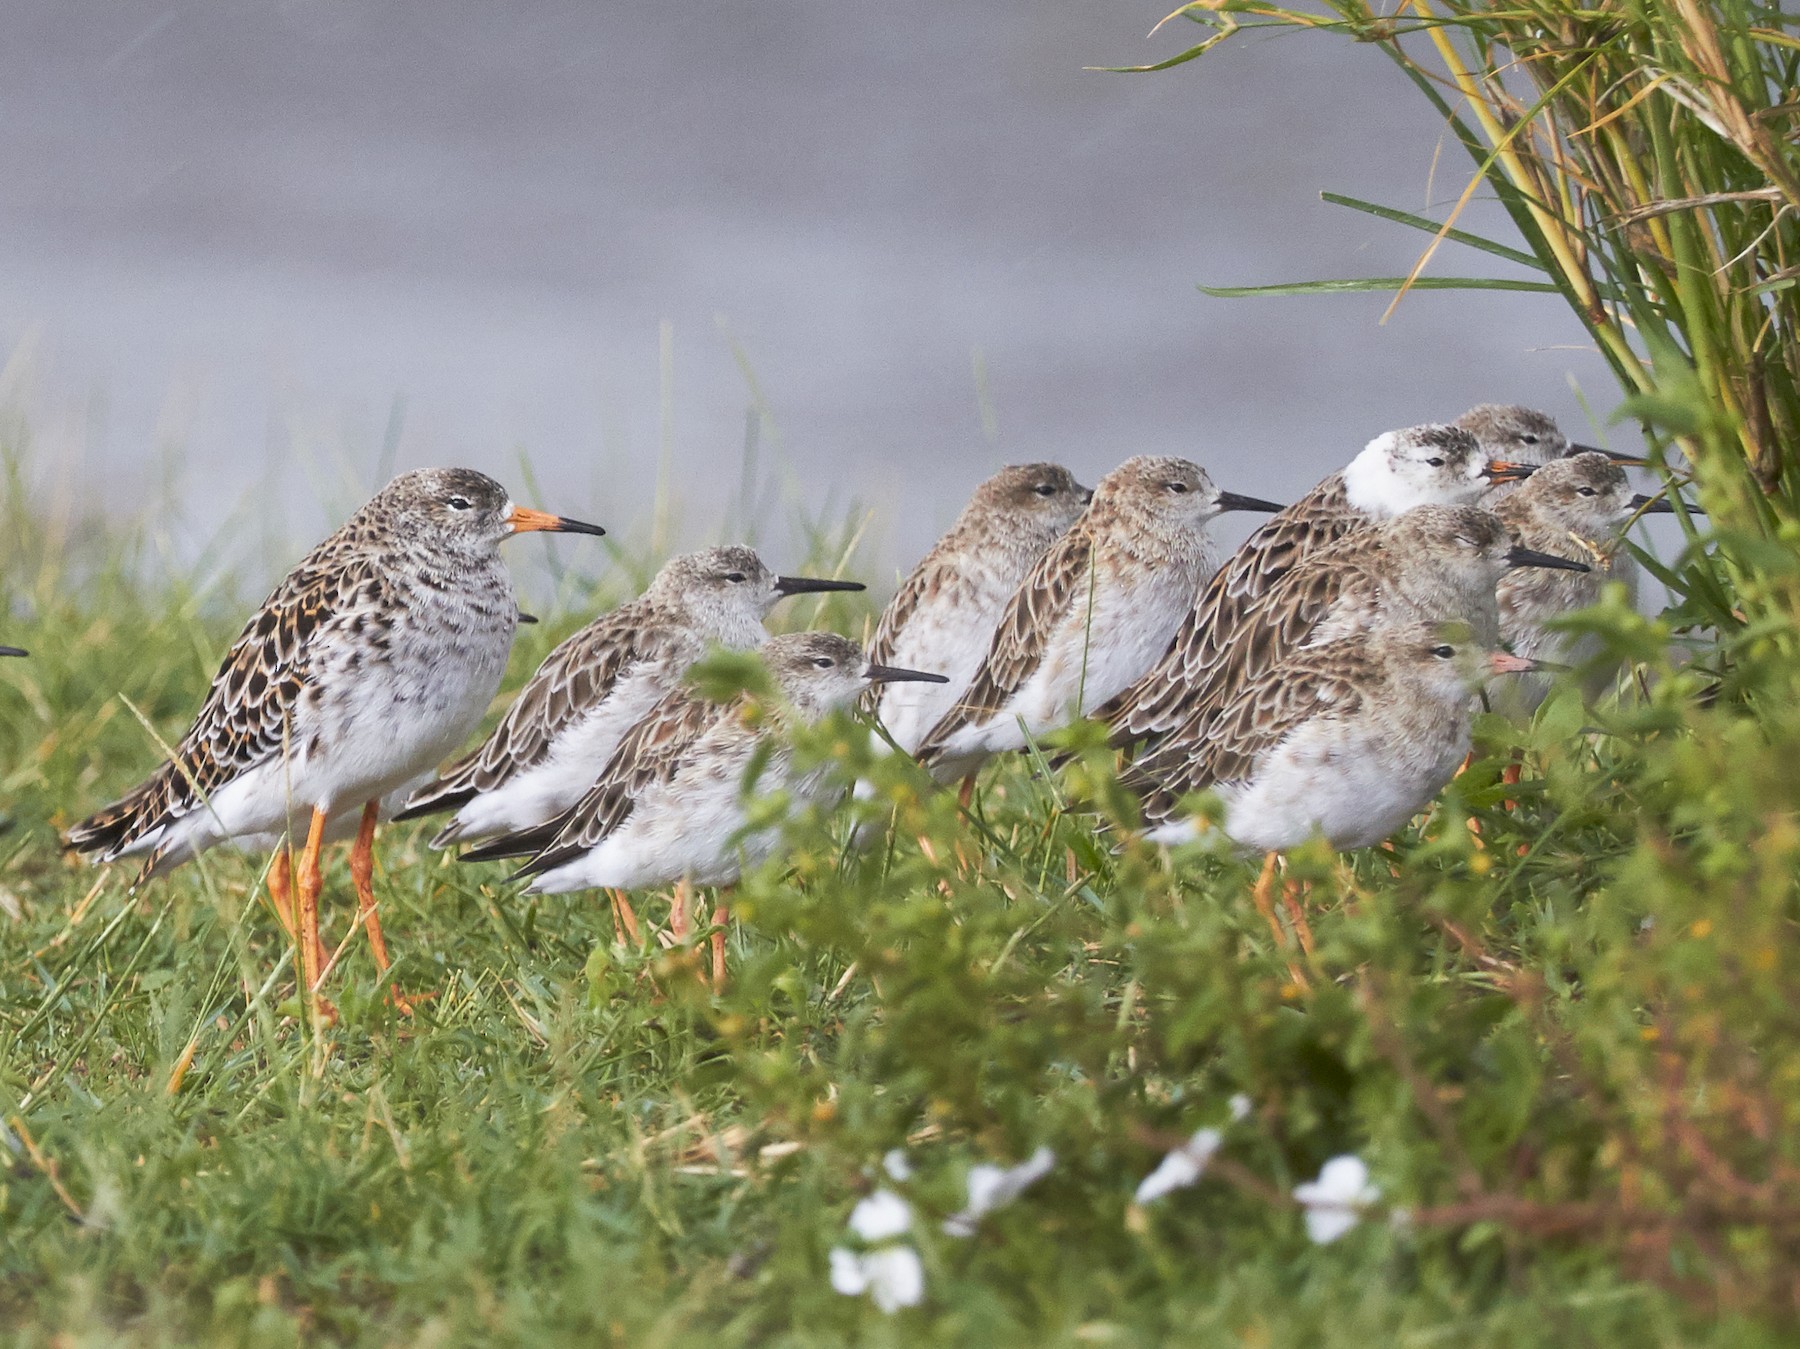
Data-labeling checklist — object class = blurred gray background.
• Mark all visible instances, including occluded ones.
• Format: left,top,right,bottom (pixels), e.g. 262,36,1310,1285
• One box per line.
0,0,1633,586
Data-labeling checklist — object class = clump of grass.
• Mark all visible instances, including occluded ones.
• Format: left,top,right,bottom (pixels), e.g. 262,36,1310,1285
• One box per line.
1134,0,1800,645
5,411,1800,1341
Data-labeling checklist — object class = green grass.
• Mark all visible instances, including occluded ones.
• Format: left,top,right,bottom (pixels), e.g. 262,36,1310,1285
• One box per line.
9,0,1800,1332
4,449,1800,1346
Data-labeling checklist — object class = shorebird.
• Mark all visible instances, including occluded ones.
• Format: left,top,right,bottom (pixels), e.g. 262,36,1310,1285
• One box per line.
867,463,1090,755
1493,452,1672,711
461,632,945,977
64,468,605,999
1099,424,1527,750
1455,403,1644,503
1121,504,1587,804
396,546,863,846
1138,617,1538,851
913,456,1281,784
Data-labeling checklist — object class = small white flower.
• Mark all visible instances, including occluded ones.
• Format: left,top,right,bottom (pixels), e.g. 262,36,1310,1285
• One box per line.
848,1188,914,1242
882,1148,914,1182
1293,1155,1380,1245
1229,1093,1252,1122
829,1246,867,1297
943,1145,1055,1236
829,1245,925,1313
1133,1127,1222,1205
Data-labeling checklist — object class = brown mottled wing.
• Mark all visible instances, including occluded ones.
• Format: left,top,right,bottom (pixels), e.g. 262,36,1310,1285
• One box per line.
500,687,730,876
915,528,1093,756
1132,640,1374,824
65,548,387,859
864,558,940,672
1100,474,1360,745
400,598,687,818
1152,541,1385,755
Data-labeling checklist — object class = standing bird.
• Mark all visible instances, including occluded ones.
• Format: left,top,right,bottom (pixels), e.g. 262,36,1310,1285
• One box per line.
396,546,863,846
462,632,946,977
64,468,605,996
913,456,1281,784
866,463,1090,754
1138,617,1538,851
1493,452,1674,711
1100,424,1525,750
1121,505,1587,807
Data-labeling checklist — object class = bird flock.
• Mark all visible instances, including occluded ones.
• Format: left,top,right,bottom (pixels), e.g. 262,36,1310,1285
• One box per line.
33,403,1684,1001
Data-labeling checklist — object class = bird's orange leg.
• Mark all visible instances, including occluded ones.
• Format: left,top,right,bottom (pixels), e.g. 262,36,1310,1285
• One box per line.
349,801,391,974
1250,851,1309,989
670,877,694,944
297,807,329,994
1250,851,1287,950
266,849,296,941
1281,874,1315,955
710,892,731,988
956,773,977,811
608,888,642,946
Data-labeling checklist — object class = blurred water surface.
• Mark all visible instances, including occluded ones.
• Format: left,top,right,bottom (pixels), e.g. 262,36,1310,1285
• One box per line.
0,0,1631,588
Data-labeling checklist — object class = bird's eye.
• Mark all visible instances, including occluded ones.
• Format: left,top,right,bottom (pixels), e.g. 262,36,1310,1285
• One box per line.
447,495,473,511
724,572,747,583
1431,644,1456,659
1576,487,1597,498
1165,481,1189,494
1521,433,1541,445
1033,482,1058,497
812,657,835,669
1425,457,1446,468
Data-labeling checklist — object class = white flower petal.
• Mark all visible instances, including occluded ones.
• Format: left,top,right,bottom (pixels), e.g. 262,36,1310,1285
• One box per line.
1134,1150,1203,1205
881,1149,913,1182
848,1189,913,1242
1133,1128,1222,1205
1228,1093,1252,1122
863,1245,926,1313
829,1247,870,1296
1303,1205,1362,1245
1293,1155,1381,1244
942,1146,1055,1235
961,1163,1007,1218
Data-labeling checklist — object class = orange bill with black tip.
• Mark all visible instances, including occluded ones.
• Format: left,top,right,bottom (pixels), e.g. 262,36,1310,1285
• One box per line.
505,505,607,536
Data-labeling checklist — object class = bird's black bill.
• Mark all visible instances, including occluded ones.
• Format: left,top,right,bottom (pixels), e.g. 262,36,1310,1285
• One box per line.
1572,442,1649,467
1630,493,1691,515
1217,491,1284,514
775,575,867,596
865,663,949,685
0,646,25,657
547,515,607,537
517,610,541,624
1506,545,1590,573
1483,460,1538,484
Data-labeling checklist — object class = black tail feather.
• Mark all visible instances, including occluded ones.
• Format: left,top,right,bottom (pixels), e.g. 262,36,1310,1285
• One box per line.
459,819,564,865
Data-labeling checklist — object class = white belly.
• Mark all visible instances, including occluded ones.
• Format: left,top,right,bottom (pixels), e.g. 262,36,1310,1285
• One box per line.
1219,716,1470,852
943,559,1203,763
878,607,1003,754
154,612,514,863
448,662,680,840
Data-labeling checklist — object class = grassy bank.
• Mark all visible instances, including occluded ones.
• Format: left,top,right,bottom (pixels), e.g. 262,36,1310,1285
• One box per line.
9,0,1800,1336
3,427,1800,1346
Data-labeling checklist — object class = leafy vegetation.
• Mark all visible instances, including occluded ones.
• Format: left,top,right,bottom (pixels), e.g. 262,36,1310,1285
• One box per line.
6,0,1800,1341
